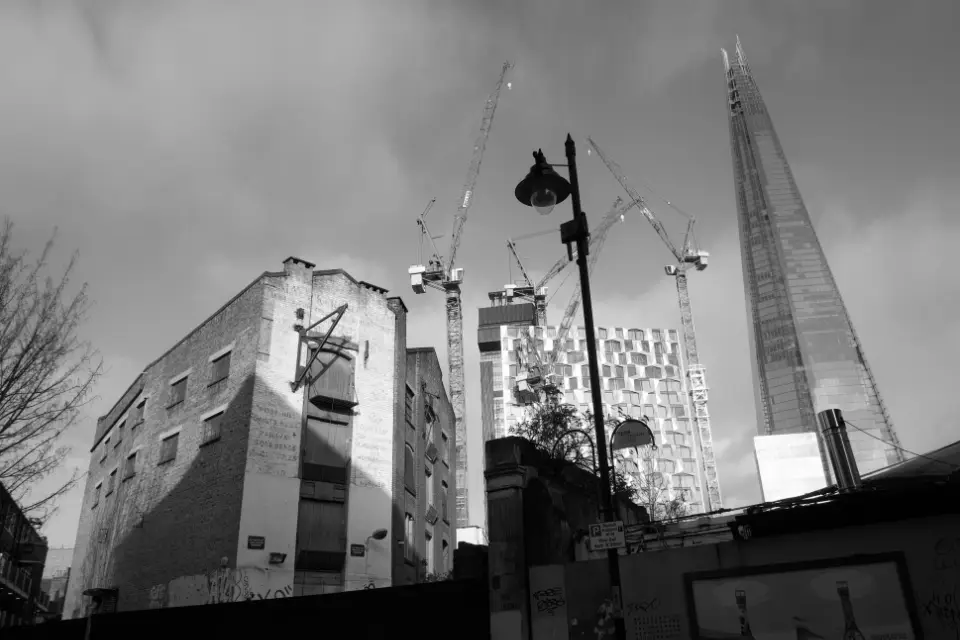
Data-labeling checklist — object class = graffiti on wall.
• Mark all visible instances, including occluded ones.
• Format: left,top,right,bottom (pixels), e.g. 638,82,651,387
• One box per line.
148,567,293,609
923,536,960,634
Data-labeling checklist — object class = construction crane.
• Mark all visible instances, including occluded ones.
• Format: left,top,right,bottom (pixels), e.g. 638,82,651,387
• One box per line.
489,228,557,324
408,61,513,528
586,136,722,513
512,197,635,403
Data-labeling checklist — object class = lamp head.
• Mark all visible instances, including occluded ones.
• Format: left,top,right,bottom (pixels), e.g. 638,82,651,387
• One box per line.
514,149,571,215
370,528,388,541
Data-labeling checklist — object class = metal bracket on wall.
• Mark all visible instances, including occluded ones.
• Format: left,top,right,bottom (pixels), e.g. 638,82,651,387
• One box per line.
290,304,349,392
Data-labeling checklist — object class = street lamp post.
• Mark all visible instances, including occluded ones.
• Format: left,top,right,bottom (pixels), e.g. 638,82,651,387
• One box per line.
363,528,388,589
515,134,626,640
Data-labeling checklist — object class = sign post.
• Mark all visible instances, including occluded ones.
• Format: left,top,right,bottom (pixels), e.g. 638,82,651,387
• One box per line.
589,521,626,551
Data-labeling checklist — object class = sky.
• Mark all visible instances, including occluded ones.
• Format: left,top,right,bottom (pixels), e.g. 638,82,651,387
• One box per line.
2,0,958,547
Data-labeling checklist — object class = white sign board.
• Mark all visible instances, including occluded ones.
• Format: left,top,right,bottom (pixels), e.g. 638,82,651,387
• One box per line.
589,521,626,551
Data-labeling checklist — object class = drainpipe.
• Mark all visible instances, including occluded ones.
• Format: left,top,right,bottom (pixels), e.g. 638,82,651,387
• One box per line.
817,409,861,492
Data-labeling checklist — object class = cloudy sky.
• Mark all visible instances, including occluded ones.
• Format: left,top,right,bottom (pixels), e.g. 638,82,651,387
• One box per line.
3,0,958,547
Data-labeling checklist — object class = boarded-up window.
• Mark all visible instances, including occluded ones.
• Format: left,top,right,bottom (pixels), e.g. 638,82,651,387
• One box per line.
159,433,178,465
307,348,356,410
210,352,231,384
169,378,187,408
123,452,137,480
201,412,223,445
114,420,124,448
302,416,349,483
296,500,346,571
92,483,101,509
404,444,416,494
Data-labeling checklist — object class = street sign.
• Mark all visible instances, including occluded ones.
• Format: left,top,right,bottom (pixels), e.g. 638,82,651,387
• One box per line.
589,521,626,551
350,544,366,557
247,536,265,550
611,418,655,451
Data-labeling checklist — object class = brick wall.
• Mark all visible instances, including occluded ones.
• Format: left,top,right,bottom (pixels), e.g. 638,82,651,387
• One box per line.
63,276,266,617
404,348,456,582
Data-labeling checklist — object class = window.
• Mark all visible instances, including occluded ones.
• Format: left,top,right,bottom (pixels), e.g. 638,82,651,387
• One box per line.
123,452,137,480
602,365,611,377
92,483,102,509
654,342,663,355
615,328,624,339
645,366,662,378
603,391,614,404
567,377,578,390
404,386,415,425
159,433,179,465
169,377,187,408
652,329,661,341
631,352,647,365
441,432,449,465
441,481,449,522
425,467,434,506
668,330,678,342
615,366,624,378
442,539,450,572
131,399,146,429
404,513,415,564
101,438,110,463
404,444,416,494
618,353,627,365
201,412,223,445
210,351,231,385
581,365,590,379
609,378,626,391
425,531,434,574
114,420,124,448
105,469,117,496
509,364,518,377
598,328,608,339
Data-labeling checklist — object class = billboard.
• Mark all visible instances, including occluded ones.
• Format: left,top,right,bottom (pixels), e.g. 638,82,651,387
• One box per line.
684,553,921,640
754,433,827,502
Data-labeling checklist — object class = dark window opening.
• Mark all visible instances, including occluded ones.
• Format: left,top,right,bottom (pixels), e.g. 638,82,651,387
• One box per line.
131,400,145,429
306,344,358,410
404,443,416,493
105,469,117,496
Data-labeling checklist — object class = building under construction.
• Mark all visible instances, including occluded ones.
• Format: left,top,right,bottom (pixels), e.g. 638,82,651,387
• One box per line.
477,305,711,516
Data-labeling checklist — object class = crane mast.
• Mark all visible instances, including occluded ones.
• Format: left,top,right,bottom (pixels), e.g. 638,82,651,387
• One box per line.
587,137,723,512
408,61,513,528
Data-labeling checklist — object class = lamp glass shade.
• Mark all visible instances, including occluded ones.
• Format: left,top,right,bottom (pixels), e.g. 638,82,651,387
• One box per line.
530,188,558,215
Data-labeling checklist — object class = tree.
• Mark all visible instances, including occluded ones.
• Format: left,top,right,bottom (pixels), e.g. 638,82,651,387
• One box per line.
0,221,102,524
510,389,637,504
511,389,687,522
625,444,687,523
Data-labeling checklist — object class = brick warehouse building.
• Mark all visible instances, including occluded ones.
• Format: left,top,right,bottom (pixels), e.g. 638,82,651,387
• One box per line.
62,258,455,618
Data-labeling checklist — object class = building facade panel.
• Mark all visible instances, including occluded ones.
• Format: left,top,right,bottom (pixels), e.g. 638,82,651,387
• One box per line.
723,39,903,477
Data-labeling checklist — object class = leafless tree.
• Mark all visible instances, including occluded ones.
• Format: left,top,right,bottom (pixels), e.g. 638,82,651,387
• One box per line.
0,220,102,525
622,444,687,523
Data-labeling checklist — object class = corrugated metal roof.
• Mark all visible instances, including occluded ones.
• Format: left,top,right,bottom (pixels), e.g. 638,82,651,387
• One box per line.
864,439,960,481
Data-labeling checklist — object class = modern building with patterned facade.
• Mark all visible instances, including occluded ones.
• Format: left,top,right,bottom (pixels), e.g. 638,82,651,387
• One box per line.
479,311,711,516
723,37,904,480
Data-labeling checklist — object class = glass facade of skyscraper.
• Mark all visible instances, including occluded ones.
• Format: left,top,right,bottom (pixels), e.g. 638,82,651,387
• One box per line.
723,38,904,478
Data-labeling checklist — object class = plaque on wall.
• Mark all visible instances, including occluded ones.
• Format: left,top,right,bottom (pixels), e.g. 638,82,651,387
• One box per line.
350,544,366,557
247,536,266,550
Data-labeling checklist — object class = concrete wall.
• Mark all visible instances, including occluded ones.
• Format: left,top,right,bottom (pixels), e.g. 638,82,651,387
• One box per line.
518,514,960,640
64,275,265,618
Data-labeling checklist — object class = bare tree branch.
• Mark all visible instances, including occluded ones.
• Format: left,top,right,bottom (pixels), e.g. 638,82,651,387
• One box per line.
0,219,102,524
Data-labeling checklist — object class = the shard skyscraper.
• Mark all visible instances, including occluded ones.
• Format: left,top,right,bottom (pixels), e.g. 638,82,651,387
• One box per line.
722,37,904,480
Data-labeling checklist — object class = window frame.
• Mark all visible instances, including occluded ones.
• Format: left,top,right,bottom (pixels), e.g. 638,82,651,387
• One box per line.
168,377,188,409
158,431,180,465
403,513,415,564
200,410,224,446
123,451,138,481
209,351,232,386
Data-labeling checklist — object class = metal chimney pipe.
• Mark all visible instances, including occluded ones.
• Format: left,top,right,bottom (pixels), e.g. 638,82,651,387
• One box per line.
817,409,862,492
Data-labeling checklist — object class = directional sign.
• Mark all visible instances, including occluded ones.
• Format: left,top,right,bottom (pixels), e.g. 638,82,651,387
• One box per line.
589,521,626,551
611,418,655,451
